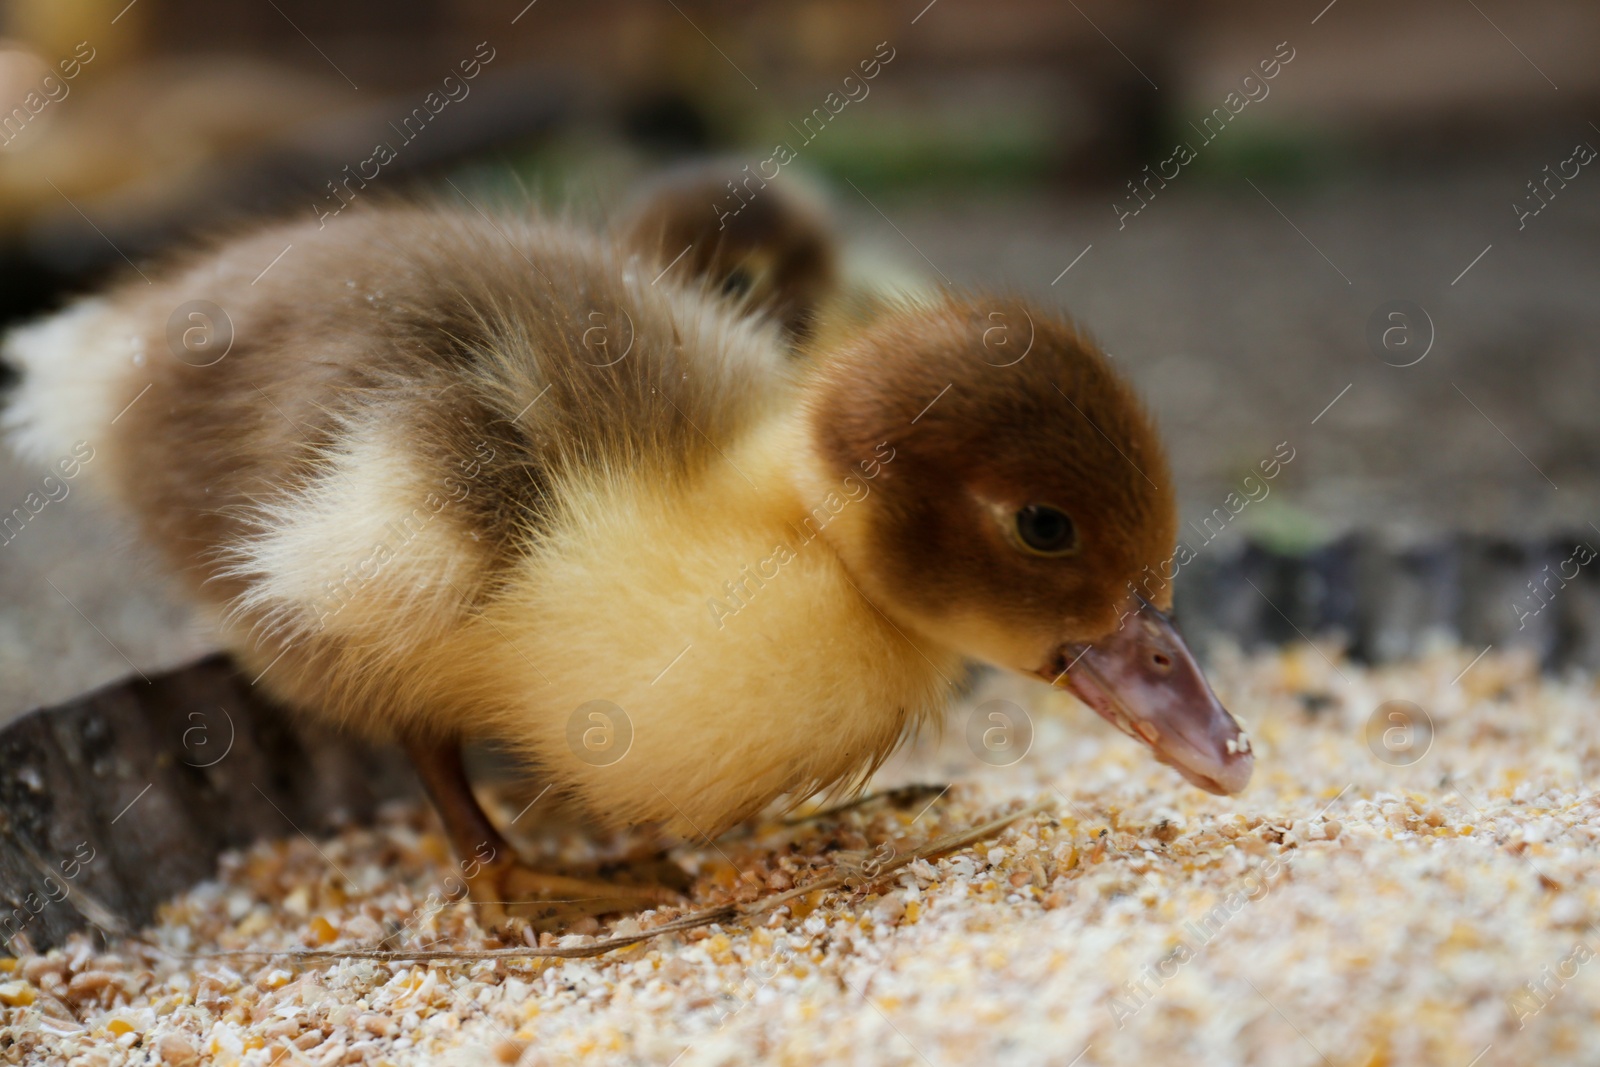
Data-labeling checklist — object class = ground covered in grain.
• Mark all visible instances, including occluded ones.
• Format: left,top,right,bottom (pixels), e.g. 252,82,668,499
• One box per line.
3,642,1599,1066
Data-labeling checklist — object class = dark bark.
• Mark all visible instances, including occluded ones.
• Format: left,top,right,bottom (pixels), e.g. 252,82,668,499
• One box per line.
1172,532,1600,672
0,654,412,953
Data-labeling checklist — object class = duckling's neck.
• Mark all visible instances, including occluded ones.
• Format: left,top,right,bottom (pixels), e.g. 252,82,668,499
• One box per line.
480,408,961,836
755,410,903,583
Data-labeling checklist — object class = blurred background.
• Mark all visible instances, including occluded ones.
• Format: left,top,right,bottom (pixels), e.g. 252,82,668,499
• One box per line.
1,0,1598,719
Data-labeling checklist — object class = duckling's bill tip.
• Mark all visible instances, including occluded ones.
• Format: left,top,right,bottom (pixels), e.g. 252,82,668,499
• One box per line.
1045,603,1254,796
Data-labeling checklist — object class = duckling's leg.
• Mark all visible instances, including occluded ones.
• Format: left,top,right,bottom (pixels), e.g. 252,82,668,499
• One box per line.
402,736,681,931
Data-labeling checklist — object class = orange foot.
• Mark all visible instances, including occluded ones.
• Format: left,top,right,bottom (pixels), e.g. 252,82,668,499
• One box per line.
468,859,684,933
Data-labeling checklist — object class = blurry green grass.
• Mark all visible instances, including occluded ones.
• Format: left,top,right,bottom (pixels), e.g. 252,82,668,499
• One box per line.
1177,123,1352,185
742,109,1058,191
458,106,1353,208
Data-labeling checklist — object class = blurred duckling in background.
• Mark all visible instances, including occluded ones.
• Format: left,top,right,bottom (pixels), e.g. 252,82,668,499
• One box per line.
3,184,1251,929
616,162,944,361
616,160,847,348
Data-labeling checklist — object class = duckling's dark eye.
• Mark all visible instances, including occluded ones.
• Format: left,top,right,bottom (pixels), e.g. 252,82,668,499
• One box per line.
722,268,753,297
1014,504,1078,556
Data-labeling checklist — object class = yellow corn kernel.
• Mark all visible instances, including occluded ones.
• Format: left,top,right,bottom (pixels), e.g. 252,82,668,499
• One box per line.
0,981,35,1007
310,916,339,945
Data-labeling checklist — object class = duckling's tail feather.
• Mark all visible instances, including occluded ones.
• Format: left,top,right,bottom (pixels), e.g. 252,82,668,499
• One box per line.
1,298,125,469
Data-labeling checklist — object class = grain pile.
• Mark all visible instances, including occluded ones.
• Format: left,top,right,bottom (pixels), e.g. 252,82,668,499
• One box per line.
2,642,1599,1066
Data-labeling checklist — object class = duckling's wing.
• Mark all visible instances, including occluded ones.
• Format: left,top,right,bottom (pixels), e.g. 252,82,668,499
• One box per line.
2,205,792,660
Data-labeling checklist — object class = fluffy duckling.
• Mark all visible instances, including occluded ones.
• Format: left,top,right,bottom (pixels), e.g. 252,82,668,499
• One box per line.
616,164,938,374
3,198,1250,924
616,161,839,344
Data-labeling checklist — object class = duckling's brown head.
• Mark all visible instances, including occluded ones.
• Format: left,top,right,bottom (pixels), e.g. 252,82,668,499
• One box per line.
617,162,838,342
803,296,1252,795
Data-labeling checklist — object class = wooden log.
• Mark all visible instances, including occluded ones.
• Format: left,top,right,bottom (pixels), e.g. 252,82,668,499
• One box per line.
0,655,413,954
1171,533,1600,671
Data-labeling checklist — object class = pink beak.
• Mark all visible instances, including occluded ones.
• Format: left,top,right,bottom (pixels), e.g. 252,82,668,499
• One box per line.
1042,600,1253,795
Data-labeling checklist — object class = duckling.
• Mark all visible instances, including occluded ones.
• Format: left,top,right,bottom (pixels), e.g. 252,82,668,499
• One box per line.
615,161,839,345
3,198,1251,926
615,164,937,371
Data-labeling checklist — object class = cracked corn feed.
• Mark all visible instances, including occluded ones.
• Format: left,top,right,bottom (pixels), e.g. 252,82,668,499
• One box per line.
2,642,1599,1066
